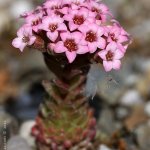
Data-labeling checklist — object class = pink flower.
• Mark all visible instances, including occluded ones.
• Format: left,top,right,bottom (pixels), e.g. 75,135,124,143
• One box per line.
64,7,92,31
107,23,130,52
25,14,42,32
88,1,110,24
98,42,124,72
52,31,89,63
79,23,106,53
12,26,36,52
42,15,67,42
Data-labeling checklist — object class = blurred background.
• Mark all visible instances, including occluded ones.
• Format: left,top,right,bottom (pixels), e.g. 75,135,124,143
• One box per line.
0,0,150,150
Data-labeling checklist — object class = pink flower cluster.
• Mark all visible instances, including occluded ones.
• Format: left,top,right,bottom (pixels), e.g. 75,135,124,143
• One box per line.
12,0,131,72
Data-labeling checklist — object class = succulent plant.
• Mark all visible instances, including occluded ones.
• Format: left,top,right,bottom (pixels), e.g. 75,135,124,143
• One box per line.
12,0,131,149
31,54,97,150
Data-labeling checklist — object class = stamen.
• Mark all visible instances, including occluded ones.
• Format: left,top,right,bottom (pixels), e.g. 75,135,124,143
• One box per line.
73,15,84,25
110,33,117,42
49,24,58,32
106,50,114,61
22,36,30,43
64,39,78,52
85,31,97,42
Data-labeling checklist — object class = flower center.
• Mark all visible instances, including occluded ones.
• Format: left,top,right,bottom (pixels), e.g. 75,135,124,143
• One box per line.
92,7,99,13
85,31,97,42
110,33,117,42
73,15,84,25
22,36,30,43
106,50,114,61
95,14,102,20
64,39,78,52
32,18,41,26
49,24,58,32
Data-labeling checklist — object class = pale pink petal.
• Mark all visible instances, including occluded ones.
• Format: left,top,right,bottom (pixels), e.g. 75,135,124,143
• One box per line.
117,43,126,53
63,14,73,21
113,60,121,70
12,37,22,48
99,4,109,12
61,7,68,14
47,31,58,42
88,42,97,53
28,36,36,45
80,38,88,45
54,41,67,53
78,25,88,33
106,42,117,51
87,17,95,24
60,32,71,41
97,37,106,49
103,61,113,72
19,43,27,52
98,50,107,60
97,27,104,36
90,24,98,32
114,50,124,59
77,45,89,54
118,35,128,43
32,26,39,32
42,16,51,26
12,37,26,52
72,32,82,43
65,51,76,63
57,23,67,31
69,22,78,31
80,8,89,18
17,27,24,37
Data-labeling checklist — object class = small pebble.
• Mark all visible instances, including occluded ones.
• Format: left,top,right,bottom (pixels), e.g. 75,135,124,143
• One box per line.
120,90,143,106
19,120,35,147
7,136,31,150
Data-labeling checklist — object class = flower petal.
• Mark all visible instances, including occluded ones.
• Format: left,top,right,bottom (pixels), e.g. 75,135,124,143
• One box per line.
114,50,124,59
72,32,83,43
28,36,36,45
78,25,88,33
113,60,121,70
58,23,67,31
65,51,76,63
97,37,106,49
103,61,113,72
17,27,24,37
89,23,98,32
98,50,107,60
118,35,128,43
63,14,73,21
88,42,97,53
12,37,26,52
106,42,117,51
97,27,104,36
61,7,68,14
60,32,71,41
54,41,67,53
69,22,78,31
47,31,58,42
77,45,89,54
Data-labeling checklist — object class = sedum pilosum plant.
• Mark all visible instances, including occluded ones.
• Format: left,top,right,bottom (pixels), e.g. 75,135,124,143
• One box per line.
12,0,131,149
